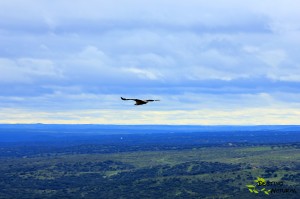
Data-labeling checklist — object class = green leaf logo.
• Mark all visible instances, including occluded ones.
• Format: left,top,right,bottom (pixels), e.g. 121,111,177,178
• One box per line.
255,177,266,186
246,177,270,195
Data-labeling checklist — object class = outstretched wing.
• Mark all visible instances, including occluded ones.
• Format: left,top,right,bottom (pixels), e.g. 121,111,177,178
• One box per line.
121,97,138,101
146,99,160,102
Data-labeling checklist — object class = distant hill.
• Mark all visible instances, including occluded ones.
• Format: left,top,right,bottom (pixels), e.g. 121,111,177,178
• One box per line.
0,124,299,143
1,124,300,133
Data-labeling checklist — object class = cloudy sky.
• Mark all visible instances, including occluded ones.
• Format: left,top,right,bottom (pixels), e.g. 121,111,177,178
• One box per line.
1,0,300,124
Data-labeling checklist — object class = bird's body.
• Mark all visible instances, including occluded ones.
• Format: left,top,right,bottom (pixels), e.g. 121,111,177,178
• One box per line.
121,97,160,105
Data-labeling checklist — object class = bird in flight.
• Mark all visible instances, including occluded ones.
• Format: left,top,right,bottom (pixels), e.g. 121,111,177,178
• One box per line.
121,97,160,105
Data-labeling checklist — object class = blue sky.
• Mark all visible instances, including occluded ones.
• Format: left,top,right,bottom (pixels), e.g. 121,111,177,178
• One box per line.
1,0,300,124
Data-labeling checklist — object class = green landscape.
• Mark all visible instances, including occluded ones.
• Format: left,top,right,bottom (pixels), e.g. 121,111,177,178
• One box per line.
1,141,299,198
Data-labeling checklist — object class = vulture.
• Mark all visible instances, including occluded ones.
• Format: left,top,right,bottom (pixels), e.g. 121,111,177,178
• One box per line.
121,97,160,105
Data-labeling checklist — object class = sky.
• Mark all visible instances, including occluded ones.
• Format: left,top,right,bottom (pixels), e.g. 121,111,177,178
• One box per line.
1,0,300,124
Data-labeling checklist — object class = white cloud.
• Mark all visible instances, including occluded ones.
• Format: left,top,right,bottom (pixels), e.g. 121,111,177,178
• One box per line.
17,58,62,77
123,67,163,80
258,49,286,67
0,58,31,83
0,58,62,83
